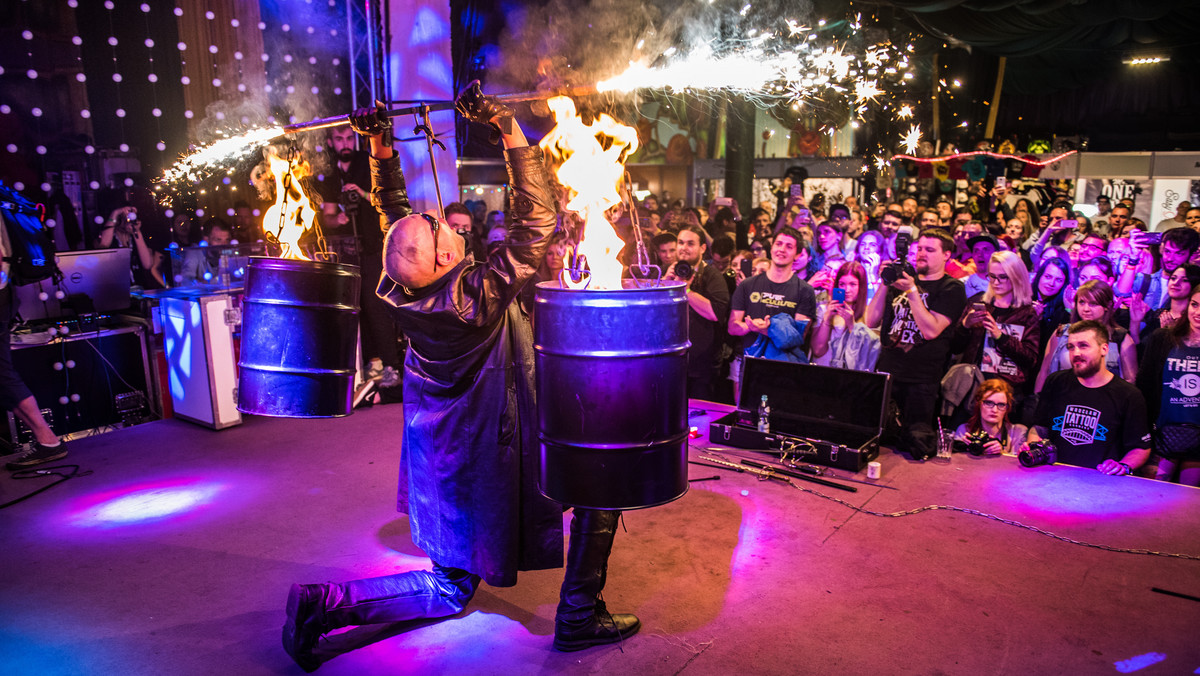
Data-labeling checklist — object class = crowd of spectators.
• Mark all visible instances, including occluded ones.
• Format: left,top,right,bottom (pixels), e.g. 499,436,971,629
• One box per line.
468,182,1197,485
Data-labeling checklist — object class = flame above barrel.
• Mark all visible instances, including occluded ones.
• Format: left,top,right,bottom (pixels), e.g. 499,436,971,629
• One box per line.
539,96,639,291
261,150,318,260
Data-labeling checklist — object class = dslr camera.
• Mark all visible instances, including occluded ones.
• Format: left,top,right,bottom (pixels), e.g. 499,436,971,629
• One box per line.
880,227,915,285
963,430,996,457
1018,440,1057,468
673,260,694,281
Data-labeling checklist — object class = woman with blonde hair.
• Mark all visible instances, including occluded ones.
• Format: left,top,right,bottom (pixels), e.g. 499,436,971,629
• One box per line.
951,250,1042,397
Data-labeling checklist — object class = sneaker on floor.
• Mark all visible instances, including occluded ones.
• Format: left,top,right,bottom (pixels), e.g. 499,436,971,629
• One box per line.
6,441,68,470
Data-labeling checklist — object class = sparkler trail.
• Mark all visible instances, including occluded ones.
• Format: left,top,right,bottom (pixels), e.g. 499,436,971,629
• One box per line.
595,18,914,120
160,126,284,187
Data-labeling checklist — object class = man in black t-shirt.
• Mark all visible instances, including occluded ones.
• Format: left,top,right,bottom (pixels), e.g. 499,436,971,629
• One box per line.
1027,320,1150,473
867,228,967,459
665,225,730,400
728,227,817,401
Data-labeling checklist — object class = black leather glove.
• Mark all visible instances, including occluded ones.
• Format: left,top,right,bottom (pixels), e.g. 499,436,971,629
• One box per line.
455,80,513,145
348,100,393,146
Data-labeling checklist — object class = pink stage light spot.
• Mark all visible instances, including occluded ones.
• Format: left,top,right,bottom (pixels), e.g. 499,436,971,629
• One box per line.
982,464,1190,525
66,477,232,529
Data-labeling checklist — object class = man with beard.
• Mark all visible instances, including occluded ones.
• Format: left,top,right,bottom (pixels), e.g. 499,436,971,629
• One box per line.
867,228,967,460
728,227,816,401
319,124,403,403
665,224,730,400
1024,320,1150,473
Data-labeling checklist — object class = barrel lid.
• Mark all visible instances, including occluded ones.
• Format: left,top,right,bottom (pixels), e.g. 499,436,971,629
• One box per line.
247,256,361,275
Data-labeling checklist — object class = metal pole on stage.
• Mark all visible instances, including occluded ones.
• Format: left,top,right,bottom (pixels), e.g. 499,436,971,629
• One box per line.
279,86,601,137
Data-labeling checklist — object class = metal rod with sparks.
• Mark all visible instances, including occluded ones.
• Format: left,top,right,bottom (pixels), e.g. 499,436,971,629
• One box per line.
279,85,601,137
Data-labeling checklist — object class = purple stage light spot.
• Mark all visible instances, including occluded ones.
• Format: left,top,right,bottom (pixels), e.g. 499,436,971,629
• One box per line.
66,477,232,529
1115,652,1167,672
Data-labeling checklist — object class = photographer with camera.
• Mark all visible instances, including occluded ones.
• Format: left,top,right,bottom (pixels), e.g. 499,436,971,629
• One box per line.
317,114,404,404
664,224,730,400
97,205,158,288
867,228,967,460
1023,320,1151,474
952,379,1027,457
728,227,816,401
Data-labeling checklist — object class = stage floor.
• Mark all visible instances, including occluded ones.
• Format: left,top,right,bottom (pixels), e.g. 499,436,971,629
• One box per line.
2,402,1199,675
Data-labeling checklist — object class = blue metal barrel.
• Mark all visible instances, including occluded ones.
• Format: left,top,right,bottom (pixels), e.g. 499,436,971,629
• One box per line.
238,257,361,418
534,280,690,510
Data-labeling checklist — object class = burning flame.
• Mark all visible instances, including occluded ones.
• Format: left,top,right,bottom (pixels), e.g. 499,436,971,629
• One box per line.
262,150,318,260
539,97,639,291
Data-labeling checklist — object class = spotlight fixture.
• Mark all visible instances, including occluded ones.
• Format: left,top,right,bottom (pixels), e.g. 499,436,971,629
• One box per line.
1123,56,1169,66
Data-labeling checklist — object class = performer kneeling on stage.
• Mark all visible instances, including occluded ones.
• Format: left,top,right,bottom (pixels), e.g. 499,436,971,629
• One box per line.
281,85,639,671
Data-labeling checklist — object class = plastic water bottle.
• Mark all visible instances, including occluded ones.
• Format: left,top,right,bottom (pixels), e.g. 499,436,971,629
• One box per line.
757,394,770,433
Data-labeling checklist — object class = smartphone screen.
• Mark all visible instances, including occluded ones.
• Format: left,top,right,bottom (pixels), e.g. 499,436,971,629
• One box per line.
790,183,804,198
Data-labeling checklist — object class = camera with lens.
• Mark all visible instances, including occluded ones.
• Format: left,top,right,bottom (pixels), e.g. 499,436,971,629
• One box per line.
674,260,694,281
340,189,361,207
962,429,996,457
1018,440,1057,467
879,228,915,285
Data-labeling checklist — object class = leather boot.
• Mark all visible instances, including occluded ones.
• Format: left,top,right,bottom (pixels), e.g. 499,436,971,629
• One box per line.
553,509,640,652
283,564,480,671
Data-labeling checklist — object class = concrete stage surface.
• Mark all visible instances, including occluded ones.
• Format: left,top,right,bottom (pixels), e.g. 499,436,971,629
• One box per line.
2,401,1199,675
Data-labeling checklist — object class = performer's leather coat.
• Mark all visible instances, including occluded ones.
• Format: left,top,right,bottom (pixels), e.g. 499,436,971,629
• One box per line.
372,146,563,587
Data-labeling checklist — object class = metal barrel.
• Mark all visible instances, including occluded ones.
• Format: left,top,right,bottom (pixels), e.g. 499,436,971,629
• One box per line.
534,280,690,510
237,257,361,418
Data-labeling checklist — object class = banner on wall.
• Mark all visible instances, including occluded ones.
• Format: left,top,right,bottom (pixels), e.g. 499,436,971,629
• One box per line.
1148,180,1193,229
1077,179,1154,223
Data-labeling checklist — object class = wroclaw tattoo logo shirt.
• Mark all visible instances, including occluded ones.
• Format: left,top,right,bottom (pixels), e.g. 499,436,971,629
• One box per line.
1052,405,1108,445
1035,370,1151,467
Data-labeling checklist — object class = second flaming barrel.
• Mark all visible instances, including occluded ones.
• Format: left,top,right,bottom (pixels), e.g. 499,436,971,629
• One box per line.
534,280,690,510
238,257,361,418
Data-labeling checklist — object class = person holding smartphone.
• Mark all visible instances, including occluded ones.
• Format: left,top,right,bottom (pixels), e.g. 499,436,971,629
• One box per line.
810,261,880,371
948,251,1041,421
1115,227,1200,310
1024,203,1076,269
